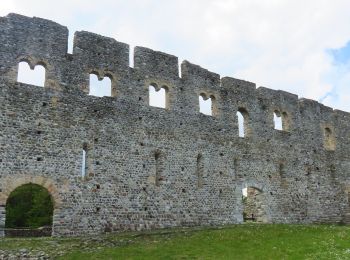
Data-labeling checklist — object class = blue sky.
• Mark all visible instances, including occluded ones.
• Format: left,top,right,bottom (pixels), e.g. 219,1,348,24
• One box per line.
330,41,350,65
321,42,350,109
2,0,350,112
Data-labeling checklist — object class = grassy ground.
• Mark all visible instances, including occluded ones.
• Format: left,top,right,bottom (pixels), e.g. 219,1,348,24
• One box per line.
1,224,350,259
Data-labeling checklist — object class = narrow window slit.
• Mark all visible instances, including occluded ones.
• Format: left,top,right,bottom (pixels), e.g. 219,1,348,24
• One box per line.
196,154,204,188
237,108,249,137
82,143,88,179
324,127,336,151
279,162,285,177
129,45,134,68
154,151,164,186
274,111,283,130
67,29,74,54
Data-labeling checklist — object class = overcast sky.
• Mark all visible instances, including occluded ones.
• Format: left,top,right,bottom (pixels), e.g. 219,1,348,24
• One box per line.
2,0,350,112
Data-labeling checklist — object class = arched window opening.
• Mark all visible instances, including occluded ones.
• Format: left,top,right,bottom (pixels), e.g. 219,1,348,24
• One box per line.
5,183,54,237
17,61,45,87
199,94,216,116
237,108,250,137
242,186,266,223
89,74,112,97
149,84,168,109
274,110,290,131
196,154,204,188
324,127,336,151
82,143,88,180
273,111,283,130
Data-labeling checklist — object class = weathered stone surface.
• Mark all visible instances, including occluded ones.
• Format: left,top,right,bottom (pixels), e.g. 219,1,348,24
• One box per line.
0,13,349,237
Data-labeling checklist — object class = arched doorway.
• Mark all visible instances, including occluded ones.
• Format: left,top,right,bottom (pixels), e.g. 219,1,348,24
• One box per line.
5,183,54,236
242,186,267,223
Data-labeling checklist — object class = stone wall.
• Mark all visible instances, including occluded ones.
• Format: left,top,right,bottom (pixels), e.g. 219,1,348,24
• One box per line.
0,13,350,237
244,187,266,222
5,227,52,237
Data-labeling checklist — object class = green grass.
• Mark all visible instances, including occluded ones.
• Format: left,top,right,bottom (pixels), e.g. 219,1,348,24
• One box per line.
2,224,350,259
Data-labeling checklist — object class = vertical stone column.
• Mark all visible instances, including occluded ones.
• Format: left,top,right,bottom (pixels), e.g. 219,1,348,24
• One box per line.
0,205,5,237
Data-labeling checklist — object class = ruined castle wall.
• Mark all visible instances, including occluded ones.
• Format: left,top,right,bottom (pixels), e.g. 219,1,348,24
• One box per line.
0,13,350,236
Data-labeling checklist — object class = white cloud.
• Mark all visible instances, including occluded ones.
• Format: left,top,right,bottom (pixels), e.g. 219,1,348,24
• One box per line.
0,1,15,16
2,0,350,111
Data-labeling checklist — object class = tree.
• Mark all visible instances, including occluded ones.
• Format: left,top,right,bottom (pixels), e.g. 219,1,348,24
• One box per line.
5,183,54,229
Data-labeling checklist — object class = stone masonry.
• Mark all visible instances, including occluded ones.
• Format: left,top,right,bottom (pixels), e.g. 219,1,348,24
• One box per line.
1,13,350,237
244,187,266,222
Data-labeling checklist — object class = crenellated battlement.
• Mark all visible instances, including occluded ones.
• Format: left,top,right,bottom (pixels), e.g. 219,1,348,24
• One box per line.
0,13,346,122
1,13,350,237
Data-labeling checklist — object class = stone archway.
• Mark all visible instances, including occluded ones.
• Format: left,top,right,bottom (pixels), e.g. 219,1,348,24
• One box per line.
241,182,269,223
0,175,61,237
5,183,54,236
243,187,265,222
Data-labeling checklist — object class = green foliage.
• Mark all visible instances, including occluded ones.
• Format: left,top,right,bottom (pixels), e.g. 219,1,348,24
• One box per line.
5,183,54,229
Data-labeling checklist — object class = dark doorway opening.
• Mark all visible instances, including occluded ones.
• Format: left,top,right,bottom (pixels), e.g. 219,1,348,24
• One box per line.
5,183,54,237
242,186,266,223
